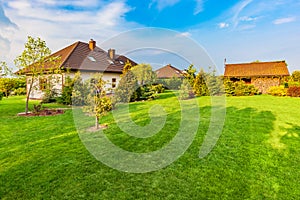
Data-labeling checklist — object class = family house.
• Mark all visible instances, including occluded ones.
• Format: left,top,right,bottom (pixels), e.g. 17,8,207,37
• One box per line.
155,64,185,79
18,39,137,99
224,60,290,94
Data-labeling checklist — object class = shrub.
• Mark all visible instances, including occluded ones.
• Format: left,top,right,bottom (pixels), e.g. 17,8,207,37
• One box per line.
234,81,258,96
224,78,235,96
13,88,26,96
151,84,165,93
287,86,300,97
157,77,182,90
224,79,259,96
0,92,3,100
41,89,58,103
267,86,287,96
193,70,209,96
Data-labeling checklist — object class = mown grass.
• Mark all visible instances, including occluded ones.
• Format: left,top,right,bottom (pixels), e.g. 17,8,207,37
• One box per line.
0,93,299,199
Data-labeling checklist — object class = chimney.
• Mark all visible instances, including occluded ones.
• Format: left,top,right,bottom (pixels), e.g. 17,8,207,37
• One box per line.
108,49,115,60
89,39,96,51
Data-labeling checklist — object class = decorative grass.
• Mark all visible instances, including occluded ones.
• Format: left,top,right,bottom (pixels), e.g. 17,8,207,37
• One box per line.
0,93,299,199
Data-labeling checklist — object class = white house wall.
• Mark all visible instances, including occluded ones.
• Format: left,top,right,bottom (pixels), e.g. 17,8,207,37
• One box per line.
28,72,122,99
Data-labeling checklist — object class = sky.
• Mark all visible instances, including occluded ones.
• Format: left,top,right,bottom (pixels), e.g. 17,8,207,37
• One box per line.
0,0,300,74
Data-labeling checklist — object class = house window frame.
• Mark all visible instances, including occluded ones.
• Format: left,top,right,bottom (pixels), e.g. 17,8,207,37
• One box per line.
112,78,117,88
39,77,48,91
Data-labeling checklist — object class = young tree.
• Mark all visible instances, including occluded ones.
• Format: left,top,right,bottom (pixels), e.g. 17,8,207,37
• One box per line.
179,78,194,100
114,70,139,103
14,36,62,113
84,73,112,129
183,64,196,87
193,69,209,96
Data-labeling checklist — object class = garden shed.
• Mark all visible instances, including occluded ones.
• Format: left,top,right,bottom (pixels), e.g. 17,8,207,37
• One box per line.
224,61,290,94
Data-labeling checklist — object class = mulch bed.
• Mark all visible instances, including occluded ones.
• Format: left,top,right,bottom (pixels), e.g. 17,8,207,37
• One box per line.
17,108,65,117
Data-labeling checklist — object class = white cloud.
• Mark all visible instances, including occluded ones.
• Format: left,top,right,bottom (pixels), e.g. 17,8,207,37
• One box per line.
149,0,180,10
232,0,253,28
273,17,296,25
176,32,191,37
149,0,205,14
218,22,229,29
1,0,140,70
239,16,257,22
194,0,204,15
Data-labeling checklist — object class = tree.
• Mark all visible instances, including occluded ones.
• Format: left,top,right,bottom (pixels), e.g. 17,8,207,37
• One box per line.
193,69,209,96
205,69,223,96
291,71,300,82
0,78,15,97
179,78,194,100
0,61,13,77
130,63,157,86
183,64,196,87
114,70,139,103
83,73,112,129
121,59,133,76
14,36,62,113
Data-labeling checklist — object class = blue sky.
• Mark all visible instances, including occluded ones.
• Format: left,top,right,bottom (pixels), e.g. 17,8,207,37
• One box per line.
0,0,300,73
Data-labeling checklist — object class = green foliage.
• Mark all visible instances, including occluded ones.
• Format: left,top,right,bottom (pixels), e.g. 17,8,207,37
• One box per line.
13,88,26,96
57,76,73,105
267,86,287,96
193,69,209,96
224,79,259,96
157,77,182,90
72,72,88,106
179,78,194,100
136,85,159,101
114,70,139,103
0,77,26,97
291,70,300,82
0,78,15,97
234,81,259,96
183,64,196,87
0,91,3,100
205,70,223,96
121,59,133,76
151,84,165,93
32,103,43,115
287,86,300,97
41,88,58,103
130,63,157,86
0,61,13,77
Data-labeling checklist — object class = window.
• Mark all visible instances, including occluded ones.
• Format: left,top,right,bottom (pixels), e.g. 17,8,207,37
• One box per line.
88,56,96,62
112,78,116,88
39,78,47,91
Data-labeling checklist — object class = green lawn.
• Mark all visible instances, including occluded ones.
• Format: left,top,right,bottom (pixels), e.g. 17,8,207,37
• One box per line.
0,93,299,199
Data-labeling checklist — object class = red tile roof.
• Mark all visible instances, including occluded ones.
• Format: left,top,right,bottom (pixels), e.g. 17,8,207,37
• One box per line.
224,61,290,77
155,64,184,78
18,41,137,74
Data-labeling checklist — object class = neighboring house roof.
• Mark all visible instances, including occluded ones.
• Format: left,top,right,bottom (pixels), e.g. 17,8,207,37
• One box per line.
18,40,137,74
155,64,185,78
224,61,290,77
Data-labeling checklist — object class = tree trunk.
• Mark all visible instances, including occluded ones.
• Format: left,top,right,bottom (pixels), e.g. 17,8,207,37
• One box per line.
25,78,33,114
95,116,99,129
